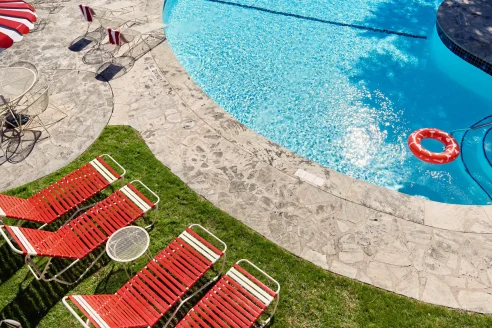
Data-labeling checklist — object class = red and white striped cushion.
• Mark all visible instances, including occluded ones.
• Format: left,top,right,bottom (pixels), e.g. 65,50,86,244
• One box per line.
78,4,93,22
107,27,122,45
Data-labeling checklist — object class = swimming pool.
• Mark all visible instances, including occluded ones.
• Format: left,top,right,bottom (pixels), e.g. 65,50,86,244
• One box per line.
164,0,492,205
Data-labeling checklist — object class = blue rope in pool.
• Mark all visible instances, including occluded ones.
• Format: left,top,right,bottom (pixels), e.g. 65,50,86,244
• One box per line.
205,0,428,40
482,127,492,168
459,114,492,200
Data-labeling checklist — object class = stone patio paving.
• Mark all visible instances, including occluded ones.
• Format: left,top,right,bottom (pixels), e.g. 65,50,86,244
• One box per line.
0,0,492,314
0,5,113,189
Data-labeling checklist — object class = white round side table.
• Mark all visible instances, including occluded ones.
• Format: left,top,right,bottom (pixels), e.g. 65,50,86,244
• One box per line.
106,226,150,276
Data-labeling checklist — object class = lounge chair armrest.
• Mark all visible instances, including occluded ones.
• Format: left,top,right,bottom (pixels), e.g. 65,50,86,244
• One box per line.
0,225,24,255
235,259,281,327
62,297,91,328
129,180,160,205
188,224,227,254
236,259,280,294
99,154,126,177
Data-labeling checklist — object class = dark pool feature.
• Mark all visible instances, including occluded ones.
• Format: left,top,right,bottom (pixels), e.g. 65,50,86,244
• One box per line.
437,0,492,76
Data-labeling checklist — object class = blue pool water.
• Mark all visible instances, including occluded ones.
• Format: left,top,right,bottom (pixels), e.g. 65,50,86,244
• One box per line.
164,0,492,205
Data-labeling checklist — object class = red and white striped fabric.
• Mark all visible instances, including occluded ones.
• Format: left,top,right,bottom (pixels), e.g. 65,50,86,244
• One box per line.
107,27,122,45
0,0,36,49
78,4,94,22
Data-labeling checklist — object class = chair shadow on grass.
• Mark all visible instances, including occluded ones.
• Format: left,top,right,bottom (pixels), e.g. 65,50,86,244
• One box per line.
0,244,25,286
0,252,110,328
95,35,166,82
0,191,110,286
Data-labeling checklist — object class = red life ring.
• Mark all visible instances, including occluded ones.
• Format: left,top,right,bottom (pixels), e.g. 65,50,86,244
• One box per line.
408,128,460,164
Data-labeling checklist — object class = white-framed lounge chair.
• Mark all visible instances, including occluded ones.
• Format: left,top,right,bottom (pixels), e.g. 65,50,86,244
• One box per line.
62,224,227,327
15,85,69,138
176,259,280,328
0,180,159,285
0,154,125,227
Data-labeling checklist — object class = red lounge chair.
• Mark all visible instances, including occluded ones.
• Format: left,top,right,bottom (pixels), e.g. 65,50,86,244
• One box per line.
176,260,280,328
0,154,125,227
0,180,159,284
62,224,227,327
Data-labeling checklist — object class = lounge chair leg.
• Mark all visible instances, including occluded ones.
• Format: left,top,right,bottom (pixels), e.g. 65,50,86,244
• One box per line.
48,251,105,285
60,203,96,226
145,203,158,230
25,256,45,280
40,257,53,278
163,252,226,327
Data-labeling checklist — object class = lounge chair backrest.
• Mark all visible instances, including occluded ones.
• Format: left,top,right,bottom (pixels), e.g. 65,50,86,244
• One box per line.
112,227,224,326
177,259,280,328
107,27,120,45
107,27,129,45
0,155,125,224
63,225,226,328
60,183,156,257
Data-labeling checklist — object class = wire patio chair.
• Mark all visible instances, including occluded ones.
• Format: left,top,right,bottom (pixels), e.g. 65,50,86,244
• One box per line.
89,23,166,81
69,4,112,51
73,3,149,53
15,85,50,136
15,86,68,139
0,64,38,163
9,61,39,84
82,23,131,64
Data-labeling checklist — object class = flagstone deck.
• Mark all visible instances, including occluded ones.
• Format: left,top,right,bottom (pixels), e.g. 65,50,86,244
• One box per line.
1,0,492,314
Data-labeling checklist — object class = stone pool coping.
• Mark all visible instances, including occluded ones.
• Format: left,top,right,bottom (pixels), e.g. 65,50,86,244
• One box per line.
156,23,492,235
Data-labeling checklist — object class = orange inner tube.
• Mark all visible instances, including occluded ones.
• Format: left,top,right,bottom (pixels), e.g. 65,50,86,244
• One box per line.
407,128,460,164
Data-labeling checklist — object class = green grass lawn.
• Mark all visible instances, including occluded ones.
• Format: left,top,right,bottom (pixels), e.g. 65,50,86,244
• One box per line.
1,126,491,328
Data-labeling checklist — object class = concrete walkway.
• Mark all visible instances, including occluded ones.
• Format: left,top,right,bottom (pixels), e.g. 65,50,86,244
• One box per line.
1,0,492,314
